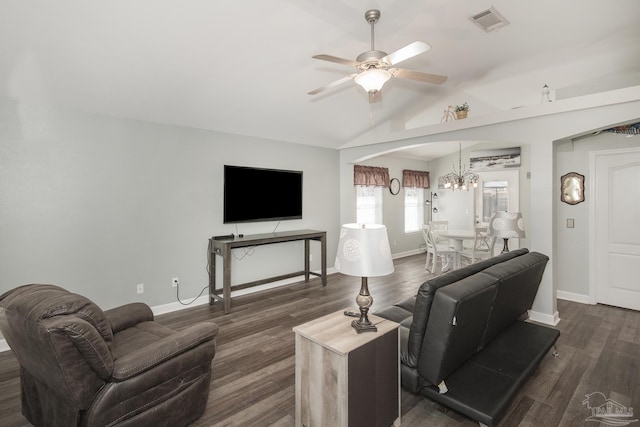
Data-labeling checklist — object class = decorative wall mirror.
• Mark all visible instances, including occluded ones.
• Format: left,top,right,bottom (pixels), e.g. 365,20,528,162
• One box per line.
560,172,585,205
389,178,400,195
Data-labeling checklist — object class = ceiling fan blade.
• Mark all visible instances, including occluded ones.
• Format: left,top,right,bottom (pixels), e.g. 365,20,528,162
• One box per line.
382,41,431,65
312,54,361,68
390,68,448,85
308,74,357,95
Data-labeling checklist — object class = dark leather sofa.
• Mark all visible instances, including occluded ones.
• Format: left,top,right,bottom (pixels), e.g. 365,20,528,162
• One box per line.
0,284,218,427
375,249,560,426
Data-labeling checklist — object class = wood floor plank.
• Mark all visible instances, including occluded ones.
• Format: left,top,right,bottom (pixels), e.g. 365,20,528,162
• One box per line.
1,254,639,426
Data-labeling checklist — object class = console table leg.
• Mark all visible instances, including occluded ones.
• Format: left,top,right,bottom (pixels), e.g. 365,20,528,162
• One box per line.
304,239,310,282
321,235,327,286
209,241,216,305
223,247,232,314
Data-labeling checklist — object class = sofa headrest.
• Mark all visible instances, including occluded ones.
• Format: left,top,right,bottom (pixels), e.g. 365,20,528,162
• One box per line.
0,284,115,409
418,272,499,385
0,284,113,344
480,252,550,346
403,248,530,368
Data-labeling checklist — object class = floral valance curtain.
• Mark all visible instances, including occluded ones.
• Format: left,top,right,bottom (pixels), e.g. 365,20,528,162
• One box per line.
402,169,430,189
353,165,390,187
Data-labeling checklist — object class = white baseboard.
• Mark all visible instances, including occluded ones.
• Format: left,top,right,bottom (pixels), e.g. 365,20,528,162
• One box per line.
0,254,416,352
392,248,425,259
152,267,337,316
529,309,561,326
556,290,592,305
0,268,339,352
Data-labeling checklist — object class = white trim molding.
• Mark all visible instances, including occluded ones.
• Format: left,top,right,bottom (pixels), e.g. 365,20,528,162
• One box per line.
529,309,560,326
557,290,592,305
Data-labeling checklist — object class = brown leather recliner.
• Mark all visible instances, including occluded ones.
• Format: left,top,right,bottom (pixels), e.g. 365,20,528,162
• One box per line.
0,284,218,427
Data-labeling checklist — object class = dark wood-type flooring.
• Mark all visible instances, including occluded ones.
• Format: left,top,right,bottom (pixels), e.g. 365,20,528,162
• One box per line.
1,254,639,426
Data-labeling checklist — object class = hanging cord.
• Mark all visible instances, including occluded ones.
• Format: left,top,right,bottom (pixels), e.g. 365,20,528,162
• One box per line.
233,246,255,260
175,241,209,305
176,281,209,306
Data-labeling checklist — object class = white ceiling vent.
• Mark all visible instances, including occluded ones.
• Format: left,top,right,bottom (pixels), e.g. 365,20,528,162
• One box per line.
469,7,510,32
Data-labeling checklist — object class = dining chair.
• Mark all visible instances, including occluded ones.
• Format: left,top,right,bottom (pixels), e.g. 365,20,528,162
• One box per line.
429,220,450,245
423,225,457,274
458,227,497,265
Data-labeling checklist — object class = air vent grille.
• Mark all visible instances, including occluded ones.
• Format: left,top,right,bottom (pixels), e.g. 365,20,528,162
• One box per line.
469,7,510,32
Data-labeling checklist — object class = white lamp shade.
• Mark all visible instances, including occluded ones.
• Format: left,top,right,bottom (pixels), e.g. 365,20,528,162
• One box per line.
334,223,394,277
489,211,526,238
354,69,391,93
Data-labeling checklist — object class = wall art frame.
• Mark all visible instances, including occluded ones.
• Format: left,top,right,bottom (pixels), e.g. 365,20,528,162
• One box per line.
560,172,585,205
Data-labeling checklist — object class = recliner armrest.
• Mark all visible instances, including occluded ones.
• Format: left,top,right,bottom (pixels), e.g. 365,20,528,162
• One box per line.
111,322,218,381
105,303,154,333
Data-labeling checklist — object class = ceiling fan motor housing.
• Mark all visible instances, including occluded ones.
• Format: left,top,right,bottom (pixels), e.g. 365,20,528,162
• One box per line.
356,50,389,69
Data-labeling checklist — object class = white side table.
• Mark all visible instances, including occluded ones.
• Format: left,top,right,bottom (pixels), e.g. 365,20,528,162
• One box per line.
293,309,401,427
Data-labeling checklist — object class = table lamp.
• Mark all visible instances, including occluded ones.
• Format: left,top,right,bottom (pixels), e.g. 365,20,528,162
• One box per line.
335,223,395,333
489,211,526,253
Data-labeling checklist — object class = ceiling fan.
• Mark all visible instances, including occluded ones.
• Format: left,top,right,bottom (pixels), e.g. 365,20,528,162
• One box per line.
308,9,448,103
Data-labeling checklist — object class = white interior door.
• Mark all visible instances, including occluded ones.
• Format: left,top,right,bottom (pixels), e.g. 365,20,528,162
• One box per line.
475,170,520,251
591,148,640,310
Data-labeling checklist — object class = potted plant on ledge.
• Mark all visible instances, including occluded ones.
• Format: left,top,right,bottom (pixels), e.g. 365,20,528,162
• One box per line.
455,102,469,119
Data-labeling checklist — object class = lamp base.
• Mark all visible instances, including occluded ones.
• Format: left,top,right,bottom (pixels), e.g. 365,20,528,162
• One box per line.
352,318,377,333
501,238,510,254
352,277,377,334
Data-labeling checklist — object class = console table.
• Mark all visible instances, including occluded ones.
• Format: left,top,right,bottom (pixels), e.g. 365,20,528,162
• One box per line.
294,309,400,427
208,229,327,314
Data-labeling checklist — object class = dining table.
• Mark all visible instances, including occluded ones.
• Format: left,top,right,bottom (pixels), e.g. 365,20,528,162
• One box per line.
433,229,476,271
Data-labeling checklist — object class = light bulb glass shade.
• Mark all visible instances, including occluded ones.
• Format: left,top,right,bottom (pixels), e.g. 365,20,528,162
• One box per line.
488,211,526,238
354,69,391,93
334,223,395,277
443,142,479,191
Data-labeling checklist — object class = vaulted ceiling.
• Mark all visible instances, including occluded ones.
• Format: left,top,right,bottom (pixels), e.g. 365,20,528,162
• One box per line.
1,1,639,160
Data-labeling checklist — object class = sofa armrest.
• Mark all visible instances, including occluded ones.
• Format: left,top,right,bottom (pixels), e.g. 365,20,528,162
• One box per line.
104,303,154,333
111,322,218,381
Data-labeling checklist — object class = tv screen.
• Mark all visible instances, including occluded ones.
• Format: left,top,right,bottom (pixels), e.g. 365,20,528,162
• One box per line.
223,165,303,223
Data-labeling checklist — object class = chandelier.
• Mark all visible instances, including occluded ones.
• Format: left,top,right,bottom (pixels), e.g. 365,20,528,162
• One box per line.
443,142,479,191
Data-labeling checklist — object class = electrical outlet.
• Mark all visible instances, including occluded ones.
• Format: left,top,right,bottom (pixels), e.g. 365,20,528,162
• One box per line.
310,254,313,262
136,283,144,294
172,277,179,288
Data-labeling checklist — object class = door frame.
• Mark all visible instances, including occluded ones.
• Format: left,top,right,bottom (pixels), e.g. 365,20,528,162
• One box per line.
588,146,640,304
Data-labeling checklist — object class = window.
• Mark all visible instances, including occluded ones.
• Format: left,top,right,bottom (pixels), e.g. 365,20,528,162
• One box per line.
482,180,509,222
356,185,383,224
404,187,424,233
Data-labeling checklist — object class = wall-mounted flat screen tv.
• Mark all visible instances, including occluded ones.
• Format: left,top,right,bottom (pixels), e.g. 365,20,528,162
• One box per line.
223,165,303,223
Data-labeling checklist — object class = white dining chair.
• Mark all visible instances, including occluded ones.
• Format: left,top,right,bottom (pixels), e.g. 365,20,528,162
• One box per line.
423,225,457,274
429,220,450,245
458,227,497,265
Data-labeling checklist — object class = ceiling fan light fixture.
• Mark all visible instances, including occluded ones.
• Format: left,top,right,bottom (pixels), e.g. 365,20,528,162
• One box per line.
354,68,391,93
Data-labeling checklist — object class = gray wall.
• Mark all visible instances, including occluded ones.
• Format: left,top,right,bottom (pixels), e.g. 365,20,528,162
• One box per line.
555,131,640,299
358,155,430,255
0,99,340,314
427,141,531,249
